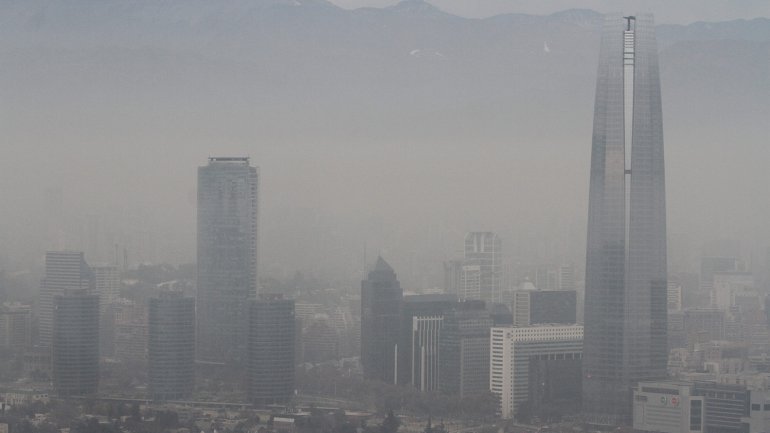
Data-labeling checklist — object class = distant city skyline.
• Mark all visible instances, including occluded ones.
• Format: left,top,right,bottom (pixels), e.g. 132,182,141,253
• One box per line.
0,1,769,431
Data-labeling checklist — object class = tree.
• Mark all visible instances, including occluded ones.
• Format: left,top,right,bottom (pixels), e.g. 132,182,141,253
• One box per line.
515,401,532,424
155,410,179,430
50,401,79,426
432,422,448,433
129,403,141,421
422,417,433,433
380,410,400,433
461,391,499,420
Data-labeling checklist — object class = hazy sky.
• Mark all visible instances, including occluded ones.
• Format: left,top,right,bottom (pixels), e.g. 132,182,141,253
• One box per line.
0,0,767,289
330,0,770,23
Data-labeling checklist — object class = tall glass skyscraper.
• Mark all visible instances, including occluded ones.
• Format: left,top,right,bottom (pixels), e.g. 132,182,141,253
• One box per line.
583,14,667,425
197,157,259,365
148,291,195,401
39,251,94,347
360,257,403,384
247,294,296,405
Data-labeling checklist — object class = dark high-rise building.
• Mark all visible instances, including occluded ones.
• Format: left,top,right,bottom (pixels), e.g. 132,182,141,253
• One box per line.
694,382,750,433
148,291,195,401
488,302,514,326
39,251,94,346
52,289,99,397
247,295,295,406
398,294,456,385
197,157,258,365
583,14,668,424
361,257,403,384
439,300,493,397
511,289,577,326
410,316,443,392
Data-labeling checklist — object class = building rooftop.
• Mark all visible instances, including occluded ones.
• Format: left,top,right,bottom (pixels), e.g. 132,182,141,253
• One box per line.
208,156,249,163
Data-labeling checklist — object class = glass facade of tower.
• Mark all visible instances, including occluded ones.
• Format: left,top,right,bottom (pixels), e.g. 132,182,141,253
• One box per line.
52,289,100,397
39,251,94,347
360,257,403,384
148,291,195,401
583,14,667,425
247,295,295,406
197,157,258,365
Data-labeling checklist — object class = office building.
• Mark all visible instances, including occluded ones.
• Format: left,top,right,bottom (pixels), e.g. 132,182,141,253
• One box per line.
197,157,258,365
583,14,668,424
534,266,559,292
39,251,94,346
694,382,750,433
632,381,704,433
461,232,502,303
439,300,493,397
294,303,323,325
93,265,120,359
247,295,295,406
511,288,577,326
361,257,403,384
114,300,148,366
52,290,99,397
411,316,443,391
488,302,514,326
668,310,686,349
633,378,770,433
301,315,339,364
0,303,32,351
558,264,576,291
398,294,456,385
683,308,725,349
746,386,770,433
443,260,463,295
148,291,195,401
92,265,120,312
711,272,755,311
490,325,583,419
668,281,683,311
700,256,739,294
327,306,355,358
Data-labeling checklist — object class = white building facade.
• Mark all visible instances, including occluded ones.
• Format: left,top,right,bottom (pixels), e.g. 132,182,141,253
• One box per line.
490,324,583,419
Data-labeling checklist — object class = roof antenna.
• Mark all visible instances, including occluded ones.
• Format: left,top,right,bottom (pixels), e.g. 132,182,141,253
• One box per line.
623,16,636,31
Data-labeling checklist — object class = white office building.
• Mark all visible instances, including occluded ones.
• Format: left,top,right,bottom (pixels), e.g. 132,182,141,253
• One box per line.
490,324,583,419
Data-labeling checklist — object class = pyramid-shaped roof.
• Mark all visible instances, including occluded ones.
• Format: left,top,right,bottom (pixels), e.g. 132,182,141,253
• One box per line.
373,256,394,273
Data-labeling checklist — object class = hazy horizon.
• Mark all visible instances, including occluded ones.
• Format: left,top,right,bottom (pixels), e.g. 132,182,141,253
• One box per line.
0,0,768,290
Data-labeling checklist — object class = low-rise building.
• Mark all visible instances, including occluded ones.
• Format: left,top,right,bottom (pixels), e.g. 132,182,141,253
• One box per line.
633,381,704,433
633,378,770,433
0,388,51,406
